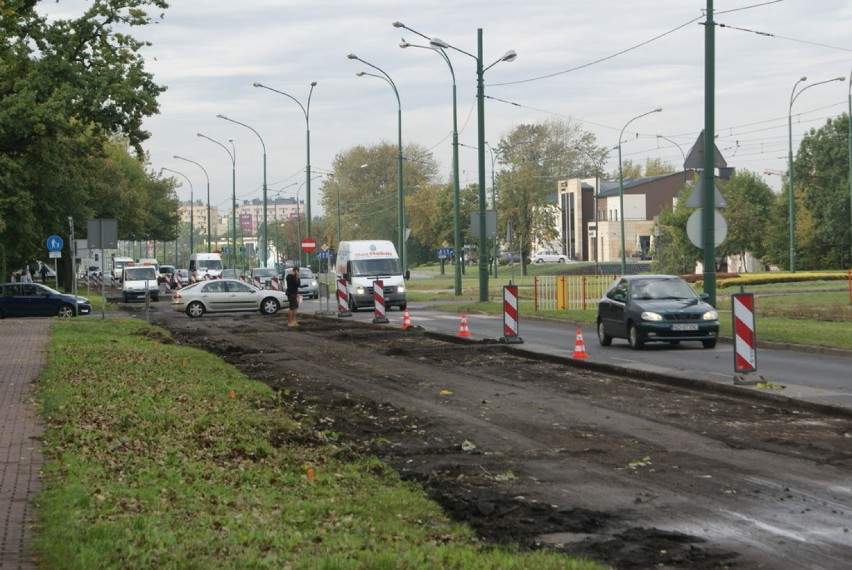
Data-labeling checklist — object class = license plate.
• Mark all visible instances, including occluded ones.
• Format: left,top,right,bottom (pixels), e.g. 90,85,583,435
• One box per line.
672,323,699,331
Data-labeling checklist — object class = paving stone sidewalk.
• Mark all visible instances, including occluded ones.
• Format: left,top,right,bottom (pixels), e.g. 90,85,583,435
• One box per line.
0,320,49,570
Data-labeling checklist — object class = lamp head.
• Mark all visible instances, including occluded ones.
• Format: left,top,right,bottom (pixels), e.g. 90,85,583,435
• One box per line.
392,21,405,28
835,76,846,82
347,53,358,60
430,37,450,49
501,50,518,63
356,71,365,77
310,81,317,86
800,76,808,82
252,82,262,88
654,107,663,113
216,114,227,119
196,133,203,137
399,40,410,48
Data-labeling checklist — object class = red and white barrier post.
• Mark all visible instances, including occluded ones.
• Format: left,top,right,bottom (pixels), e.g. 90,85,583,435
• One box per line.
500,285,523,344
337,279,352,317
732,292,760,384
372,279,388,324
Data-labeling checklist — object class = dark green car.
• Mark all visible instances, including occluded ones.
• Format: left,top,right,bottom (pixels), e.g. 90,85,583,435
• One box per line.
597,275,719,350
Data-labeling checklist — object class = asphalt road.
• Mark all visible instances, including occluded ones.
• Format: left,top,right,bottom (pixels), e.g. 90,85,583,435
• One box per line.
307,298,852,412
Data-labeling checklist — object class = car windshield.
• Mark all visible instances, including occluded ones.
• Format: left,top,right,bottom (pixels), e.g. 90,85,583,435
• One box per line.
350,259,401,277
125,267,158,281
252,268,276,277
631,278,698,300
198,259,223,270
299,269,314,279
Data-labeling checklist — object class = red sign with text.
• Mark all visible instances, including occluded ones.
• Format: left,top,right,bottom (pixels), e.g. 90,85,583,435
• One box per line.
300,237,317,253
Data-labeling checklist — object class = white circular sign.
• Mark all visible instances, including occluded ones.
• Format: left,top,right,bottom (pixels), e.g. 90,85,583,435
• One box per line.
686,209,727,248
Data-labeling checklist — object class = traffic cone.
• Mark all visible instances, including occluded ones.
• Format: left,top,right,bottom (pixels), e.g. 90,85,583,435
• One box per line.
458,315,471,337
572,329,589,359
401,309,412,330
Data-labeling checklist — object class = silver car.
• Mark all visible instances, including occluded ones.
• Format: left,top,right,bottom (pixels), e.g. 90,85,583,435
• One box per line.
170,278,288,318
285,268,319,299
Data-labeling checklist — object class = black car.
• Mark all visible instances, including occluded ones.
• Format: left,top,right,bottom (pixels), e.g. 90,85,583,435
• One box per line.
159,265,176,286
0,282,92,318
597,275,719,350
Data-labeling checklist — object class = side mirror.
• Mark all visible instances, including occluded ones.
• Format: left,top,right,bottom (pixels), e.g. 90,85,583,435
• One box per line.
404,269,410,281
343,272,350,282
613,292,626,303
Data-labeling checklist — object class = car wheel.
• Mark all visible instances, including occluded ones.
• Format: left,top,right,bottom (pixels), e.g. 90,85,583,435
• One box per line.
558,258,565,263
627,323,644,350
535,258,544,264
260,297,280,315
57,304,75,318
349,298,358,312
186,301,205,318
702,339,717,349
597,320,612,346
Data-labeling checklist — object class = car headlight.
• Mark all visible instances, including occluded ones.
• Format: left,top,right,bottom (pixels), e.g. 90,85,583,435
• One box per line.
311,280,318,287
355,285,365,295
640,311,663,321
703,310,718,320
397,285,405,294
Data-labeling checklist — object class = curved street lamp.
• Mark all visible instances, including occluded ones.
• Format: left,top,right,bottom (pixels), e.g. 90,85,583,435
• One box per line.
218,114,269,267
161,167,194,257
347,53,406,272
197,133,237,267
396,21,462,295
618,108,662,274
428,30,516,302
253,81,317,240
173,155,211,253
787,75,845,272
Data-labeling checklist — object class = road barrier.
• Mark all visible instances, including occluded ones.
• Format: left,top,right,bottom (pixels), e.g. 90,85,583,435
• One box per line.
337,279,351,317
372,280,388,324
534,275,616,312
500,285,523,343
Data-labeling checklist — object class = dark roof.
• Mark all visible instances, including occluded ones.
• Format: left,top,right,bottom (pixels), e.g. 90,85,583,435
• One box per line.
596,172,685,198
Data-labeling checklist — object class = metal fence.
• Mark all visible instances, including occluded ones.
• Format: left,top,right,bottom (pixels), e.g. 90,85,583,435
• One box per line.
533,274,618,311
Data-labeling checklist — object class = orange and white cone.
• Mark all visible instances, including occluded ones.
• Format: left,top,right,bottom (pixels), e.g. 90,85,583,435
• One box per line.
458,315,471,337
401,309,412,330
572,329,589,359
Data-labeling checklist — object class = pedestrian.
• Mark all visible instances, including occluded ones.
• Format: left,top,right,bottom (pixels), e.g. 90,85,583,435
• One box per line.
285,267,301,327
39,263,48,283
10,271,16,283
20,265,32,283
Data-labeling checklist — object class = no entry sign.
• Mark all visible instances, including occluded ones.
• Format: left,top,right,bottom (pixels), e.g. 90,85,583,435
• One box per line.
300,237,317,253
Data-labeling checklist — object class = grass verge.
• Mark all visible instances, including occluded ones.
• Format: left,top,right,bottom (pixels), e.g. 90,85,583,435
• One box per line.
34,318,607,570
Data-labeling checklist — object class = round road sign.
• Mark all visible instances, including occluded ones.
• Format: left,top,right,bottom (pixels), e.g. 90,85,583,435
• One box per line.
300,237,317,253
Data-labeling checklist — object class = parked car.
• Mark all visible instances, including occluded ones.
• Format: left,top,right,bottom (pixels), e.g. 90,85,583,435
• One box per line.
498,252,523,264
220,268,244,280
170,278,288,318
250,267,279,289
0,282,91,318
285,267,319,299
159,265,176,285
532,250,568,264
596,275,719,350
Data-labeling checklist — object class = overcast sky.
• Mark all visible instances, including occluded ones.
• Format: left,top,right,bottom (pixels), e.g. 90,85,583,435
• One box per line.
45,1,851,216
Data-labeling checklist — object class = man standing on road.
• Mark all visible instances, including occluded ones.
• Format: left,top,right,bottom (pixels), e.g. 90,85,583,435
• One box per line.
285,267,300,327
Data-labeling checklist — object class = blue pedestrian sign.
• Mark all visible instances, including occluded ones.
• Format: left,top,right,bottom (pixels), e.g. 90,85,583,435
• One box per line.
46,235,64,252
316,250,331,259
437,247,453,259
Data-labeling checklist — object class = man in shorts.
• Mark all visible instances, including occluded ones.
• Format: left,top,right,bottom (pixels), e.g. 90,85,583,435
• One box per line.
285,267,301,327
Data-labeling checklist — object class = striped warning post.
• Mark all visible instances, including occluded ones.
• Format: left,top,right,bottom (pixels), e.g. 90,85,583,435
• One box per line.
269,276,280,291
500,285,523,344
337,279,351,317
371,279,388,324
253,276,263,289
733,292,757,374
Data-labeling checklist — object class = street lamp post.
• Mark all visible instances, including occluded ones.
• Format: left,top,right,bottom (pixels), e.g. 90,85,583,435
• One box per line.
429,30,516,302
197,133,236,267
161,167,194,257
218,114,269,267
788,75,845,272
848,70,852,267
395,21,462,296
173,155,211,253
485,142,498,278
618,108,662,274
347,53,406,272
253,81,317,240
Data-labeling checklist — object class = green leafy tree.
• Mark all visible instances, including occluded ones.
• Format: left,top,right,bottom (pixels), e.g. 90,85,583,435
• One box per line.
653,182,700,275
318,142,439,264
0,0,167,283
716,170,775,271
495,119,608,266
794,115,850,268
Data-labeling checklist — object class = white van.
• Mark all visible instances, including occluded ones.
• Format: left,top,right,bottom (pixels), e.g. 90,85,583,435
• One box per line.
122,263,160,302
112,256,134,281
189,252,223,281
336,240,406,311
137,258,160,274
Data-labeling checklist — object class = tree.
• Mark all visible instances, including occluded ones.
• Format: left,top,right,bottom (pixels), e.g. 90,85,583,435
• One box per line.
495,119,608,266
715,170,775,271
794,115,850,269
1,0,167,283
318,142,439,264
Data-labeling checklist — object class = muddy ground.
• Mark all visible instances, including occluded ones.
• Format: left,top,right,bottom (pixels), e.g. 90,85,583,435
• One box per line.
142,305,852,570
